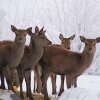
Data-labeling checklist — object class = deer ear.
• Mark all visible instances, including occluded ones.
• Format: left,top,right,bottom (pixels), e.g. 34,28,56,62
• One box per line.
80,36,86,42
26,27,32,34
31,33,36,37
59,34,64,40
27,30,33,36
35,26,39,33
69,35,75,40
43,30,46,34
11,25,17,32
96,37,100,43
40,26,44,33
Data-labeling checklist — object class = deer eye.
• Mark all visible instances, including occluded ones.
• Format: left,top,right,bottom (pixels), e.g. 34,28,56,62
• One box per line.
41,37,45,39
85,43,88,45
16,34,18,36
93,43,96,46
62,40,65,42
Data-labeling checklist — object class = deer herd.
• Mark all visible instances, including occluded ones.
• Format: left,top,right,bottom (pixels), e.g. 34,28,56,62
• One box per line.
0,25,100,100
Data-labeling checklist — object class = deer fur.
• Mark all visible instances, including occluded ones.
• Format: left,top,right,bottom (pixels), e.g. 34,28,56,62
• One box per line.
17,26,51,100
39,36,100,100
33,34,75,95
0,41,19,89
50,34,75,96
0,25,31,91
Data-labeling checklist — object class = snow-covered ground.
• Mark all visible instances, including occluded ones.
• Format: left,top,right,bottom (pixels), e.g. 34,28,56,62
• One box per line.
0,0,100,75
59,75,100,100
0,0,100,100
20,73,100,100
2,74,100,100
0,89,21,100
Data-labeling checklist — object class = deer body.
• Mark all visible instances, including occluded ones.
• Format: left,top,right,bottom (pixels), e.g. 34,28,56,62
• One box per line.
33,34,75,94
0,41,20,90
45,45,93,75
50,34,75,95
0,25,31,91
17,26,51,100
0,42,25,68
40,36,100,100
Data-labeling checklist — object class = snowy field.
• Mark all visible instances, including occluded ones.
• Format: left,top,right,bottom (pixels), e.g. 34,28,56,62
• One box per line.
59,75,100,100
0,0,100,100
48,74,100,100
18,73,100,100
1,74,100,100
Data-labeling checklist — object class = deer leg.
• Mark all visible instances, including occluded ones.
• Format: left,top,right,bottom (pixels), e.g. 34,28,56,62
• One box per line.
3,66,12,90
71,77,77,88
24,70,34,100
17,67,24,99
0,72,5,89
66,75,71,89
33,69,37,93
50,73,57,95
74,77,77,88
11,69,19,88
41,68,50,100
36,65,42,93
58,75,65,96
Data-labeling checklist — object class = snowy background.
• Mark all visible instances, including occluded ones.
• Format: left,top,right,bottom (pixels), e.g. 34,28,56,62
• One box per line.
0,0,100,100
0,0,100,75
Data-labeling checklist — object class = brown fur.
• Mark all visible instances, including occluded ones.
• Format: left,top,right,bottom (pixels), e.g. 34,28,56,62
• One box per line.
50,34,75,95
0,41,19,89
0,25,31,91
34,34,75,95
39,36,100,100
17,26,51,100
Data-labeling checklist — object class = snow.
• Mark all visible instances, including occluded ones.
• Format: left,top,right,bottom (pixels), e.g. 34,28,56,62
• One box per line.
2,75,100,100
59,88,99,100
17,74,100,100
0,90,13,100
0,0,100,100
0,0,100,74
55,75,100,100
0,89,21,100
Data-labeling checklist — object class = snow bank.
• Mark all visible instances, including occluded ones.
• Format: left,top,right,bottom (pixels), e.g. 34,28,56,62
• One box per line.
0,89,21,100
59,87,99,100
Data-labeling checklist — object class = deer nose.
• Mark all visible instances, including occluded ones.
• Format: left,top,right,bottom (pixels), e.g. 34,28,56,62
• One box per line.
89,47,92,50
67,47,70,50
19,37,24,43
19,37,22,41
49,41,52,45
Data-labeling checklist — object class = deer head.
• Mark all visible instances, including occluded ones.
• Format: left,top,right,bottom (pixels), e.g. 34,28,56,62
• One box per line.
11,25,32,44
28,26,52,47
59,34,75,50
80,36,100,54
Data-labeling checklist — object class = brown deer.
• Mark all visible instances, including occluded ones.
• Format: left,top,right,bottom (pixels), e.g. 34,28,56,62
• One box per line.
0,25,31,91
39,36,100,100
17,26,51,100
0,41,19,90
33,64,42,93
50,34,75,96
33,34,75,94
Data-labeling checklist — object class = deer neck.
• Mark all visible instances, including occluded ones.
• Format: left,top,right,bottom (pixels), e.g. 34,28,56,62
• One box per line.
29,40,32,48
12,38,25,56
30,41,44,66
81,50,94,69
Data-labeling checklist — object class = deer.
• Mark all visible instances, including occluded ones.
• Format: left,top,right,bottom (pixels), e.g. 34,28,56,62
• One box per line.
0,41,19,90
33,34,75,95
50,34,75,96
0,25,31,91
16,26,51,100
39,36,100,100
